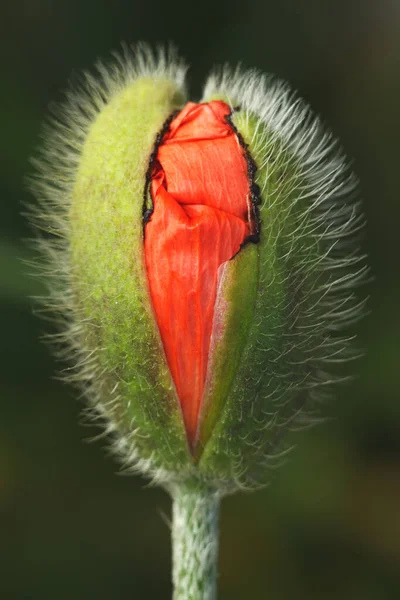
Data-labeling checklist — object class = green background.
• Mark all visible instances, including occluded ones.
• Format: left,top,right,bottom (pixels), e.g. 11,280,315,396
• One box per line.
1,1,399,598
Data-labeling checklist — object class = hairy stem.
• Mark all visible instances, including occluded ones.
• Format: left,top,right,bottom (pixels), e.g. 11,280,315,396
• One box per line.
171,484,220,600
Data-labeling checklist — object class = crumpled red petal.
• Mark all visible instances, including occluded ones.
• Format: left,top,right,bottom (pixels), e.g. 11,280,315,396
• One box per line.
145,100,250,446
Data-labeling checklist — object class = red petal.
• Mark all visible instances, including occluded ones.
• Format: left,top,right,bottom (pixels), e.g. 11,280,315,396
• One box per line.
145,101,250,446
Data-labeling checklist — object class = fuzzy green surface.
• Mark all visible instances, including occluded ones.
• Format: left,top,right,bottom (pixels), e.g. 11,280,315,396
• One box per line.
198,104,322,486
70,78,190,474
171,484,220,600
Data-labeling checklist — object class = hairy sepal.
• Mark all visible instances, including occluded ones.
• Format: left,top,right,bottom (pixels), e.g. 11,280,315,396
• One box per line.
197,85,366,488
70,77,191,477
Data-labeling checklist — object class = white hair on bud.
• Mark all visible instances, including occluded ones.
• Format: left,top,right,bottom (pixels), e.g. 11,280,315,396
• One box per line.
27,44,188,483
203,66,369,480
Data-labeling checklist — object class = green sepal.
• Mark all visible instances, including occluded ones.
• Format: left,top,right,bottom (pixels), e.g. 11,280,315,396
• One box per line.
70,77,191,474
198,100,321,486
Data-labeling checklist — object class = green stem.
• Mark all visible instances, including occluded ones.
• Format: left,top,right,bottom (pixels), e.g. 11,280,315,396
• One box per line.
171,484,220,600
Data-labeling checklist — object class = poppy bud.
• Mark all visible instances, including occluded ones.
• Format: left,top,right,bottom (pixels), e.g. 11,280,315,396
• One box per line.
30,46,367,491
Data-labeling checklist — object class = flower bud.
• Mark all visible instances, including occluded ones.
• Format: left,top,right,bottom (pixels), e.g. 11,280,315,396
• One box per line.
30,46,367,490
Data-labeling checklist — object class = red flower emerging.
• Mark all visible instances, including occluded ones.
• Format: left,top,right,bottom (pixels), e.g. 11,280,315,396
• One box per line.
145,101,251,446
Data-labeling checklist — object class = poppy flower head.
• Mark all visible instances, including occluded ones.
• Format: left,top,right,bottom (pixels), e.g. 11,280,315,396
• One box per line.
30,45,367,487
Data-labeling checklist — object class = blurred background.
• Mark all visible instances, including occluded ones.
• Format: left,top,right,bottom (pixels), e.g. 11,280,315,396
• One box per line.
1,0,400,598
